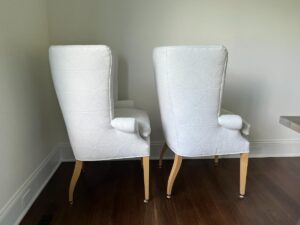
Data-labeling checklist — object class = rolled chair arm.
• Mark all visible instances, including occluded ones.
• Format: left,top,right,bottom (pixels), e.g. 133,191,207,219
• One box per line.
111,117,137,133
115,100,135,108
218,115,242,130
220,108,250,135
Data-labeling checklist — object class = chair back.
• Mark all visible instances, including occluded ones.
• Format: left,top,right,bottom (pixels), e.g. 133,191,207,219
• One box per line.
49,45,114,157
153,46,228,156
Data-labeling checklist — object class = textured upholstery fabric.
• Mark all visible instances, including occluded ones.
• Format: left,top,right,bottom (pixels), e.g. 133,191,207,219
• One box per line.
153,46,250,157
49,45,150,161
221,108,250,136
218,115,242,130
111,117,136,133
114,108,151,138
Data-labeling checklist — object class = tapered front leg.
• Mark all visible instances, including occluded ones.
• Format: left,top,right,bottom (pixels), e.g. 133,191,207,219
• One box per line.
159,143,168,168
143,156,150,203
167,154,183,198
239,153,249,198
69,160,83,204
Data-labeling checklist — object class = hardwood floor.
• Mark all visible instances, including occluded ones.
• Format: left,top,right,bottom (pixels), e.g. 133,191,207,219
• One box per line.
20,158,300,225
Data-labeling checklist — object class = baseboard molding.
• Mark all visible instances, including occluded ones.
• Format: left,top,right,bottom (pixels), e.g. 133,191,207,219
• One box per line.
250,139,300,157
59,139,300,161
0,146,61,225
1,139,299,225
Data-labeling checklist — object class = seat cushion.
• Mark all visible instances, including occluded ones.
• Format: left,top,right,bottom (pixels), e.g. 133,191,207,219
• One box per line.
114,108,151,138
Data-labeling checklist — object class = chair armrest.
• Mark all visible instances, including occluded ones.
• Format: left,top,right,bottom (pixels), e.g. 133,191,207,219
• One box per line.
111,117,136,133
218,115,242,130
115,100,135,108
220,108,251,135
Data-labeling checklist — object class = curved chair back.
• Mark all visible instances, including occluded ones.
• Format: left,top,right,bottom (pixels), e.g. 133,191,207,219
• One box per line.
153,46,228,156
49,45,114,158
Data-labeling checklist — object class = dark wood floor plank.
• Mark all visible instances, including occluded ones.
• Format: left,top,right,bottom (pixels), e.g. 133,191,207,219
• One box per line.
20,158,300,225
251,159,300,223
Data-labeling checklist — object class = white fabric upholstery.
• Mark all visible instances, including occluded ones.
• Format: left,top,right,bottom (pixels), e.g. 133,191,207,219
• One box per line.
111,117,136,133
49,45,150,161
221,108,251,136
218,115,242,130
114,108,151,138
153,46,250,157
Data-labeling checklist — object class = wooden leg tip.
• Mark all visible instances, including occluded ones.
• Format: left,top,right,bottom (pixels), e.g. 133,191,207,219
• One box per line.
159,165,162,169
214,163,218,167
166,194,171,199
69,201,73,205
144,199,149,203
239,194,245,199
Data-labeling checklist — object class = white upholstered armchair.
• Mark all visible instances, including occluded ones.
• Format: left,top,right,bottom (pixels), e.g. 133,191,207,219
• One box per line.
49,45,151,203
153,45,250,198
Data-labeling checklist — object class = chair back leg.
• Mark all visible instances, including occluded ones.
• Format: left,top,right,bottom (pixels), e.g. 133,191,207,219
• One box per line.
214,155,219,166
159,143,168,168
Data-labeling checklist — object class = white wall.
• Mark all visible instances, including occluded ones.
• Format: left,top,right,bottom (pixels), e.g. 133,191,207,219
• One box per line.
47,0,300,144
0,0,63,211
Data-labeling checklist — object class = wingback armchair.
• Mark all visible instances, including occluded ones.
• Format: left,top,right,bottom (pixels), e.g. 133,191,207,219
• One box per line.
49,45,151,203
153,45,250,198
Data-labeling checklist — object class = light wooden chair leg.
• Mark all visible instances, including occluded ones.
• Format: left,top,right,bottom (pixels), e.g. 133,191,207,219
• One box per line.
239,153,249,198
81,161,85,173
69,160,83,204
143,156,150,203
159,143,168,168
167,154,183,198
214,155,219,166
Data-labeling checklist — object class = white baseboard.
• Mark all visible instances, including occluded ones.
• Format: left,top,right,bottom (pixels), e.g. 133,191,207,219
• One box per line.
1,139,299,225
0,146,61,225
250,139,300,157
